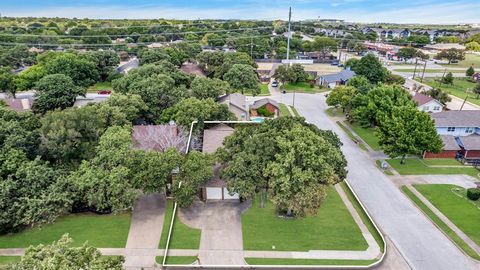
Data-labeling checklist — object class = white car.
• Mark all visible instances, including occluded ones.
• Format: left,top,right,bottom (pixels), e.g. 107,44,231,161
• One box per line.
271,81,279,87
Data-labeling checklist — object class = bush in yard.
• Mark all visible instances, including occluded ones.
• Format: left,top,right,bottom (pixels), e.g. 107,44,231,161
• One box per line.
442,72,454,85
466,66,475,77
257,105,274,117
466,188,480,201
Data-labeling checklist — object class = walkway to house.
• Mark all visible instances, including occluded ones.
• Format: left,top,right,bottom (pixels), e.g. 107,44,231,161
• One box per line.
404,185,480,255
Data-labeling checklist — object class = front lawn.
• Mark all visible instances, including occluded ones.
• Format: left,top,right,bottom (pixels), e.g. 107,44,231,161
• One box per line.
387,159,479,178
440,53,480,68
280,82,327,93
88,81,113,92
336,121,368,152
0,212,131,248
414,184,480,246
421,158,463,166
422,78,480,106
279,103,291,116
244,84,270,96
241,187,368,251
402,186,480,260
0,256,21,265
245,258,377,266
347,122,381,151
158,200,201,250
156,256,198,265
325,107,345,117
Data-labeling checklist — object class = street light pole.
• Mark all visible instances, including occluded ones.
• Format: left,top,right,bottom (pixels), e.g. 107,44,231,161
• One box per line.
286,7,292,61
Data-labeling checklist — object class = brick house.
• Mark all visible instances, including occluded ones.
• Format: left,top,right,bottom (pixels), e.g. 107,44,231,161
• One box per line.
249,98,280,118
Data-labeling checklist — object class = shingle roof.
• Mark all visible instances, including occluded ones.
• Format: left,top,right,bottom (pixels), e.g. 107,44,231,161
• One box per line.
180,63,206,77
202,123,235,154
2,98,32,112
250,98,279,110
412,93,435,106
458,135,480,150
218,93,248,113
320,70,356,83
441,135,461,151
431,111,480,127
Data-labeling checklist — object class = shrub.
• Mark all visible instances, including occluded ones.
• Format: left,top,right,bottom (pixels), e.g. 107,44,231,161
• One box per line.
466,66,475,77
257,105,274,117
467,188,480,201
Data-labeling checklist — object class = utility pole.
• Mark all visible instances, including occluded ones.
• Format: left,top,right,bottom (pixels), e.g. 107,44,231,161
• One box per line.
250,36,254,58
420,60,427,83
286,7,292,60
412,58,418,79
460,92,469,110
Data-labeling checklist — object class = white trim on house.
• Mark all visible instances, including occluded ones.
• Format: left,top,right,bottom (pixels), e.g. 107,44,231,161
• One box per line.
418,99,444,113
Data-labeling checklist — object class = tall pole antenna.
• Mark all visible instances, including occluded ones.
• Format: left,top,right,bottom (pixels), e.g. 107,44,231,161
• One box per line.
286,7,292,60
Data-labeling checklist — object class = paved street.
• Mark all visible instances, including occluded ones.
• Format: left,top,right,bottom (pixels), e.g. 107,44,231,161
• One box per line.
273,91,478,270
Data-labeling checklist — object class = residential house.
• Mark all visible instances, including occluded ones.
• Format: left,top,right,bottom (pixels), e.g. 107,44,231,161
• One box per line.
200,123,239,201
412,93,443,113
250,98,280,118
1,98,33,112
424,111,480,162
218,93,249,120
131,123,188,153
180,63,206,77
317,70,356,88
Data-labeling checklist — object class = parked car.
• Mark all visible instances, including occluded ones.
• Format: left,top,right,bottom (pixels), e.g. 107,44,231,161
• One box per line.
271,81,279,87
97,90,112,95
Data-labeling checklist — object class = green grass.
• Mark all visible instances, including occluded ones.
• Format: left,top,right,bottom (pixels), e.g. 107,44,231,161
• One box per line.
387,159,479,178
279,103,292,116
280,82,327,93
340,182,385,252
347,122,381,151
336,121,368,152
290,106,300,117
401,186,480,260
158,200,201,250
241,187,368,251
440,53,480,68
0,212,131,248
394,69,466,73
422,77,480,106
414,184,480,246
155,256,198,265
421,158,463,166
88,81,113,92
375,160,394,175
244,83,270,96
325,107,345,117
245,258,377,266
0,256,21,265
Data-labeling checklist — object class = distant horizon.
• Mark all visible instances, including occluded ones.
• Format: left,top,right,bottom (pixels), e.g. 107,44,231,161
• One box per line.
1,0,479,24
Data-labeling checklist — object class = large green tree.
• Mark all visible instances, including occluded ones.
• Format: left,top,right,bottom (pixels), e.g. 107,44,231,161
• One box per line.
377,106,442,164
11,235,123,270
223,64,260,95
32,74,86,114
44,53,99,87
326,86,357,113
190,76,231,100
435,48,465,64
218,117,347,216
352,54,388,84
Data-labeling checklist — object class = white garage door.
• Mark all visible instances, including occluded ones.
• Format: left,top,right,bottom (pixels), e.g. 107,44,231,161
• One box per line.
206,187,222,200
223,188,239,200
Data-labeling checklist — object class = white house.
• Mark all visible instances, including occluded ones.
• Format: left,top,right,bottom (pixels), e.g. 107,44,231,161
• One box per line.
317,70,356,88
412,93,443,113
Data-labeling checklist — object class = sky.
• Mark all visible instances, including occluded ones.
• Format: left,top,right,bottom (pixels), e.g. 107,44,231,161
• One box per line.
1,0,479,24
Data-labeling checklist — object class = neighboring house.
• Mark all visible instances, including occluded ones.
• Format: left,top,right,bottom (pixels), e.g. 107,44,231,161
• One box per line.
317,70,356,88
424,43,465,51
250,98,280,118
147,43,164,49
412,93,443,113
472,72,480,83
200,123,239,201
1,98,33,112
424,111,480,162
28,47,44,53
180,63,206,77
218,93,249,120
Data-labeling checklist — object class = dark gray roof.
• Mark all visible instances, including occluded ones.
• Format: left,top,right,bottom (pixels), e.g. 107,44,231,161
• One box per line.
218,93,247,113
458,135,480,150
320,70,356,83
250,98,279,110
440,135,461,151
431,111,480,127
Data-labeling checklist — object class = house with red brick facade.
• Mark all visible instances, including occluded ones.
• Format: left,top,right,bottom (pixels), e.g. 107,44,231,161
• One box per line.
249,98,280,118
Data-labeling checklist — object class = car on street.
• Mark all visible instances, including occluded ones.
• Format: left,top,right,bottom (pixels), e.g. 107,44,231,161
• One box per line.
271,81,279,87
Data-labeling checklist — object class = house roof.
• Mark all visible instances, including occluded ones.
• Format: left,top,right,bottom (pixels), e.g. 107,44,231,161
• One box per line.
2,98,32,112
458,135,480,150
218,93,248,113
320,70,356,83
180,63,206,77
132,124,187,152
441,135,461,151
431,111,480,127
250,98,279,110
412,93,442,107
202,123,235,154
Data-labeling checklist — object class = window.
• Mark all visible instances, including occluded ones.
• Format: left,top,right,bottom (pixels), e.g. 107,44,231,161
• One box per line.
447,127,456,132
433,106,441,111
466,127,474,134
424,106,429,111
